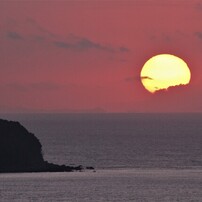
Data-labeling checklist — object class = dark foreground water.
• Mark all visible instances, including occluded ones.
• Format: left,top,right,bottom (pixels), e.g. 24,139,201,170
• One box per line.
0,113,202,201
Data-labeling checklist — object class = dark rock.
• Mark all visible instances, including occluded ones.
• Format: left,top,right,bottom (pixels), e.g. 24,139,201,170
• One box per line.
86,166,94,170
0,119,83,173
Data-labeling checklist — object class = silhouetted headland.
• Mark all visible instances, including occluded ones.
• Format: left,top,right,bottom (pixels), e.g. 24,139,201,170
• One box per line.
0,119,92,173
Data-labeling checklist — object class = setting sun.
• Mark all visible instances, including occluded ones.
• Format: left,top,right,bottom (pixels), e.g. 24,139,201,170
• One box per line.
140,54,191,93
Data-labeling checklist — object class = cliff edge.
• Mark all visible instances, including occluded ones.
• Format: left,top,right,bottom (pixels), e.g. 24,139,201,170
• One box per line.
0,119,82,173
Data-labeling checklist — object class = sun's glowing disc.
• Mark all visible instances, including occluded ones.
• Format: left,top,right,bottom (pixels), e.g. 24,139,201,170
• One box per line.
140,54,191,93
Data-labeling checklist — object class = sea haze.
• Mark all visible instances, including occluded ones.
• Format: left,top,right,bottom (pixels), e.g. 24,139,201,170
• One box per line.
1,113,202,169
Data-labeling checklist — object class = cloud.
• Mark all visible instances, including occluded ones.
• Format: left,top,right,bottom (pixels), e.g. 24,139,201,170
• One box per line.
4,19,130,54
53,41,73,49
195,2,202,10
5,82,62,92
26,18,57,38
119,46,130,52
6,31,24,40
149,31,188,43
153,83,189,94
125,76,153,83
136,83,201,112
76,38,110,50
32,35,45,42
195,32,202,39
141,76,153,80
149,32,171,42
53,36,129,53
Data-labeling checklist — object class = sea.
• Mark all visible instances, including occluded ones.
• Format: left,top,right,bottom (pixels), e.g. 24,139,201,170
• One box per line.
0,113,202,201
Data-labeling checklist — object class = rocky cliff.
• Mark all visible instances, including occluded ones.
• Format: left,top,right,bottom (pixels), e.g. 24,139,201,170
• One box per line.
0,119,83,173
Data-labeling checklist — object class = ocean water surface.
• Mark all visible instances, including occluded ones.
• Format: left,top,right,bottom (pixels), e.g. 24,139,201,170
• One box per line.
0,113,202,201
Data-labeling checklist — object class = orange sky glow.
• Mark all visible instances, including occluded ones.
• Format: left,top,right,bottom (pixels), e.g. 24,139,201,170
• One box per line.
0,0,202,112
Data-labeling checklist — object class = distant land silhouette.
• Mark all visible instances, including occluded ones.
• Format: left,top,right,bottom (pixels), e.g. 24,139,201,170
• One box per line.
0,106,107,113
0,119,89,173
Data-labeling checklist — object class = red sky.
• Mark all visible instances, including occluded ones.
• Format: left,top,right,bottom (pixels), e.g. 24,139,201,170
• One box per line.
0,0,202,112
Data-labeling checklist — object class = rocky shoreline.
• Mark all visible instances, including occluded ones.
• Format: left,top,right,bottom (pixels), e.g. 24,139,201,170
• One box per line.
0,119,93,173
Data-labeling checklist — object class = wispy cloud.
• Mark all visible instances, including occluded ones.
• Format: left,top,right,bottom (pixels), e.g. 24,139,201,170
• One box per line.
119,46,130,52
5,82,62,92
149,31,188,43
4,18,130,54
195,32,202,39
125,76,153,83
53,41,73,49
6,31,24,40
26,18,57,38
195,2,202,11
141,76,153,80
53,36,129,53
149,32,171,42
